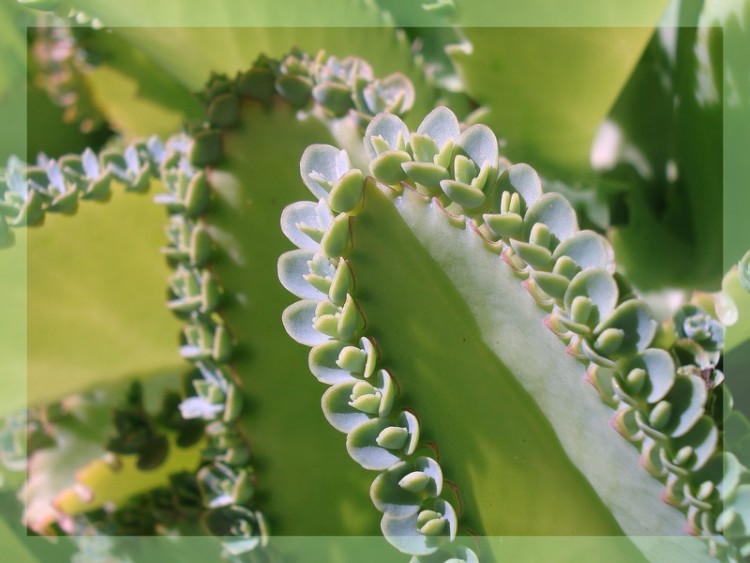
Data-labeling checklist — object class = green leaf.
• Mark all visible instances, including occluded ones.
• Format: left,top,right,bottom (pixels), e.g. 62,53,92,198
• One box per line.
719,269,750,355
66,2,434,127
25,187,184,407
449,25,661,180
55,433,203,517
723,0,750,268
345,184,700,552
80,31,203,137
0,2,34,161
206,101,380,535
595,1,723,290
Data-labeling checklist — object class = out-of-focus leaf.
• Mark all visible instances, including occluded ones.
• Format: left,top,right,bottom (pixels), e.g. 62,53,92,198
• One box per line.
26,187,184,407
26,77,112,159
372,0,464,90
67,1,431,122
65,0,673,26
594,0,723,291
79,30,202,138
0,231,27,416
448,24,662,181
451,0,673,26
721,0,750,267
0,2,34,161
21,390,115,534
55,434,203,517
0,491,77,563
21,372,190,533
724,268,750,355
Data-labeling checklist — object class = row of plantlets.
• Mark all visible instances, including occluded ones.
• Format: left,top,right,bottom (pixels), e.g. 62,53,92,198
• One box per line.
279,106,749,561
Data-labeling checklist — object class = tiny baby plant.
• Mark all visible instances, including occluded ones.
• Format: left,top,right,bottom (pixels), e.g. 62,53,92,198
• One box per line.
0,0,747,562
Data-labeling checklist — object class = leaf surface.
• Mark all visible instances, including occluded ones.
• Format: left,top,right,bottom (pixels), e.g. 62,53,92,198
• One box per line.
207,100,381,535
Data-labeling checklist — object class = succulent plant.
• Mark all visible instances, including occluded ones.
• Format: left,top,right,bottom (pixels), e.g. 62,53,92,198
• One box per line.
1,0,747,562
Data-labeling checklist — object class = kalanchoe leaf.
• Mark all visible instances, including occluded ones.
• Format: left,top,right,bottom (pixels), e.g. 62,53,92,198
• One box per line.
563,268,619,330
280,199,333,251
310,339,367,385
498,163,543,208
346,412,419,470
532,271,570,301
207,93,241,128
402,161,450,191
674,304,724,353
322,369,395,433
593,300,657,358
739,250,750,292
136,434,169,470
364,113,411,161
639,373,707,440
371,457,443,518
328,258,354,306
278,103,744,558
179,396,224,421
197,462,253,508
615,348,676,404
522,193,578,245
662,416,718,473
278,249,330,300
454,123,498,193
371,150,412,186
360,73,415,115
300,144,354,201
439,179,486,209
282,299,330,346
275,73,314,106
320,212,352,258
552,230,615,273
312,81,356,116
416,106,460,153
202,505,267,547
236,65,276,101
381,499,457,556
328,168,364,213
189,129,223,167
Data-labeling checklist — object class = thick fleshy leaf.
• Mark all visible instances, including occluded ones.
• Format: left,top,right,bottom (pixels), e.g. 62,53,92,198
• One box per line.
310,340,360,385
553,230,614,272
322,369,395,433
564,269,619,325
364,114,410,161
619,349,675,404
594,301,657,357
345,183,695,553
523,193,578,243
456,124,497,170
449,25,661,180
380,499,456,556
416,106,460,151
280,200,331,251
371,457,443,518
498,163,542,208
655,374,707,439
277,249,330,300
282,299,329,346
300,144,351,200
346,418,406,471
664,416,718,472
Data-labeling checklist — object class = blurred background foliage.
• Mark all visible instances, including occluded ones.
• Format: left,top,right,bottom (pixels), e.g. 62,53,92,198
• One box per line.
0,0,746,559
